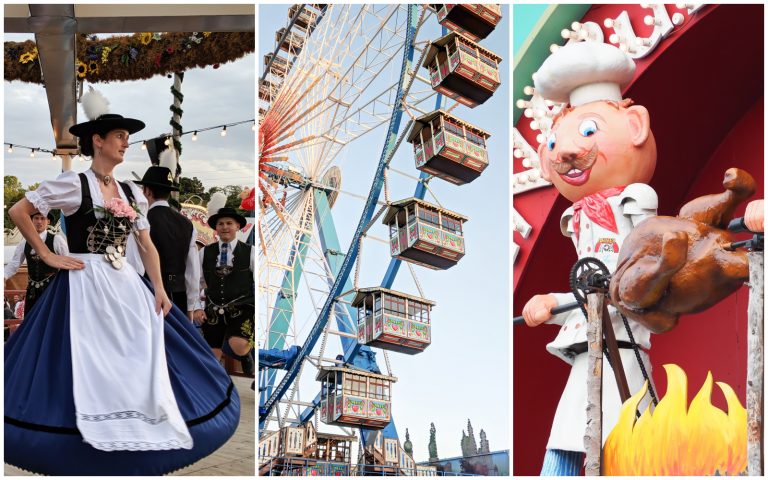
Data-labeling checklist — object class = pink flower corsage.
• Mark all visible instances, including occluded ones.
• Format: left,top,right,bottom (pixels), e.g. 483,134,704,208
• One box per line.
102,197,138,222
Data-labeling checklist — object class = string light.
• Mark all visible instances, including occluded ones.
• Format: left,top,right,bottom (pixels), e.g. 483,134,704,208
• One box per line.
29,149,35,158
7,118,256,155
163,137,171,146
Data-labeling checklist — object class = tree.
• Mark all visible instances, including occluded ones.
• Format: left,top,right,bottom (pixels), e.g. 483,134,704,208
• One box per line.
178,176,206,203
4,176,27,230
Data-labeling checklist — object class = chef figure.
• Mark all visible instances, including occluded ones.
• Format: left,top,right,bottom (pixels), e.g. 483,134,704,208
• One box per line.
521,41,658,475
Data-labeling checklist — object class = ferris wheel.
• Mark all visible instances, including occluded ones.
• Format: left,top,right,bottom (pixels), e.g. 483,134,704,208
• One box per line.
258,3,503,463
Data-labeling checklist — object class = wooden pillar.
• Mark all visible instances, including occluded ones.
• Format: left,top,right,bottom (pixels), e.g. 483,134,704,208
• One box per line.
747,251,764,475
585,292,604,476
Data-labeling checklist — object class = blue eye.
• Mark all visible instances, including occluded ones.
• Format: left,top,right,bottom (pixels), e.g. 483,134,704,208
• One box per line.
579,119,598,137
546,133,556,151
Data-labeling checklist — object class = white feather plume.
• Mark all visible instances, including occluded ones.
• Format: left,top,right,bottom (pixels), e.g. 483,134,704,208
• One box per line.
207,192,227,216
81,86,110,121
158,148,177,172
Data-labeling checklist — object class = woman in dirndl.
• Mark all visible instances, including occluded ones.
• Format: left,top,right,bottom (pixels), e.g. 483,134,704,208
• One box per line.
4,88,240,475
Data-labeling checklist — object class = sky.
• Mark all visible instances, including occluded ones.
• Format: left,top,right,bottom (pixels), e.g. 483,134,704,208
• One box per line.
3,32,255,192
259,4,510,462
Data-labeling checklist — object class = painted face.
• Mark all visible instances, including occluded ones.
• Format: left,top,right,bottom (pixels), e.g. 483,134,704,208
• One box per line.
31,213,49,233
95,129,130,164
215,218,239,242
538,102,656,203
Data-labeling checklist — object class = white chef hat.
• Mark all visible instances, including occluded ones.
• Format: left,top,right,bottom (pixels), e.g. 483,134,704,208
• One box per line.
532,41,635,107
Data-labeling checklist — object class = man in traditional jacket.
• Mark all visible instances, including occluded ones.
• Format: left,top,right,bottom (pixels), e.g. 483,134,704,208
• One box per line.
194,207,254,374
4,211,69,314
135,150,199,319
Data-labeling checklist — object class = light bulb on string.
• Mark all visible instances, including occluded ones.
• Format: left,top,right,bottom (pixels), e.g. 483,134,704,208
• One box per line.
141,142,147,150
7,144,12,153
220,126,228,137
192,131,198,141
251,121,256,132
30,149,36,158
164,137,171,146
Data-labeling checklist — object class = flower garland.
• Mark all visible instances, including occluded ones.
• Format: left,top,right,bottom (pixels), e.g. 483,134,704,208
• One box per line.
5,31,254,84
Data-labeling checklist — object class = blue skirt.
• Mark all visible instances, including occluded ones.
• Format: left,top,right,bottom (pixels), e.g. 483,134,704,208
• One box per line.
5,272,240,475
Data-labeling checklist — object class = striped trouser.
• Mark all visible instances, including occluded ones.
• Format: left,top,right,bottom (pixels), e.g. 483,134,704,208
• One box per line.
540,449,583,476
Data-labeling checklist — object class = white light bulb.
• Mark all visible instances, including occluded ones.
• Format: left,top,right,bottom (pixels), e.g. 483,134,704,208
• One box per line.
192,131,198,141
252,122,256,131
609,33,620,44
530,120,539,130
30,149,35,158
7,145,12,153
163,137,171,146
141,142,147,150
522,159,532,168
640,3,649,9
516,99,527,109
604,18,614,29
675,3,688,9
571,22,582,31
513,149,523,158
672,12,685,25
523,108,534,118
644,15,656,26
536,134,545,144
549,44,559,54
220,126,227,137
561,29,572,40
523,85,534,96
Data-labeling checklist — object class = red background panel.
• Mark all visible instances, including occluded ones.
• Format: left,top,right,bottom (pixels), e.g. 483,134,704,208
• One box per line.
513,4,763,475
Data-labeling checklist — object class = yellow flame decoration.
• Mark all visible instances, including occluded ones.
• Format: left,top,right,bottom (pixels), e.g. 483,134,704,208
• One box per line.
604,364,746,476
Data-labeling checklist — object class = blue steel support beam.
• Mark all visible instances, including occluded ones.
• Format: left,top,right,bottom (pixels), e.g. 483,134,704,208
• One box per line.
259,5,419,425
259,213,313,408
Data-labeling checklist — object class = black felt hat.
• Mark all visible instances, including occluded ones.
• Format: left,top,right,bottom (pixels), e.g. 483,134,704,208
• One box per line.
68,88,145,139
69,113,145,138
30,211,56,223
134,166,179,191
207,208,247,229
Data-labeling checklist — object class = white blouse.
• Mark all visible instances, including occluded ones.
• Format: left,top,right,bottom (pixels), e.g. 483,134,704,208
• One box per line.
26,169,150,229
26,169,150,273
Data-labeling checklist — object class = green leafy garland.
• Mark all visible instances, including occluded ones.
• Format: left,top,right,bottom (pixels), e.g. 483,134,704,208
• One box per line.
5,31,254,84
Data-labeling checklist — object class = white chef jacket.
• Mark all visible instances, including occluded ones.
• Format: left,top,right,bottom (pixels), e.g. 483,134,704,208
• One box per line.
544,183,658,452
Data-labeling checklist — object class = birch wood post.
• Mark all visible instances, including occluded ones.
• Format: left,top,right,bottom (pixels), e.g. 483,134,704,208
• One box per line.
584,292,604,476
747,251,763,476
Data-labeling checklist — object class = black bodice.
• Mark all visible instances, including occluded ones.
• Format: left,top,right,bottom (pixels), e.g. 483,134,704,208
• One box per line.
24,232,58,281
64,173,136,254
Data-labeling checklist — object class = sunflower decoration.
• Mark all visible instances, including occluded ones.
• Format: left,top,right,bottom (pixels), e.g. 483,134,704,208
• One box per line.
76,60,88,78
139,32,152,45
87,60,99,75
19,47,38,64
101,46,111,64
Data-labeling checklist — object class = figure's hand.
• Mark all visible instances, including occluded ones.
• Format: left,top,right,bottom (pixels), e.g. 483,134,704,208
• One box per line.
522,294,558,327
40,252,85,271
193,309,207,325
155,289,172,316
744,199,764,232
